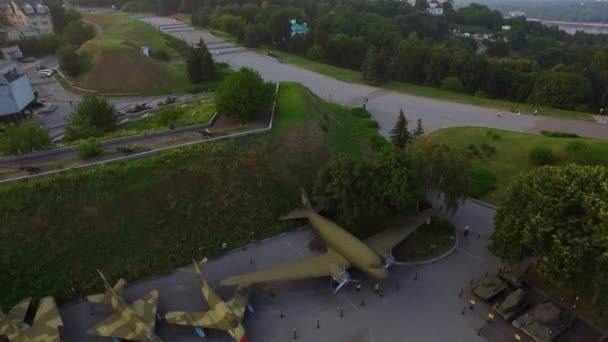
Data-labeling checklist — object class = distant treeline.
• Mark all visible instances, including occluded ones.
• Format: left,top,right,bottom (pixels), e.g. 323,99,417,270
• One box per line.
456,0,608,23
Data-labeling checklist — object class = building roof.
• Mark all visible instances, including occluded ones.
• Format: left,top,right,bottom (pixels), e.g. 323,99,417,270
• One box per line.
11,0,49,14
290,19,308,33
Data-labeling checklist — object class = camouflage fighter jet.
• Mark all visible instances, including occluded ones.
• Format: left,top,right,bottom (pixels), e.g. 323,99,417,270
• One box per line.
86,270,161,342
0,297,63,341
165,258,252,342
221,189,433,292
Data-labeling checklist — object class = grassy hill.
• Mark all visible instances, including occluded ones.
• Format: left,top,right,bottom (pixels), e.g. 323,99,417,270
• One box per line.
72,14,205,94
429,127,608,204
0,83,382,309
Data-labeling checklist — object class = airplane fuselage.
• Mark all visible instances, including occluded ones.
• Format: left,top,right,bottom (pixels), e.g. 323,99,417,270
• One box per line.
0,312,28,341
107,291,157,341
308,211,388,280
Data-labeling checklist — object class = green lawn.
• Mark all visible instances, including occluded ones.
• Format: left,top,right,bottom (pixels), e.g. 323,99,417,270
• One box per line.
251,45,593,121
0,82,382,309
429,127,608,204
394,217,456,262
101,99,216,140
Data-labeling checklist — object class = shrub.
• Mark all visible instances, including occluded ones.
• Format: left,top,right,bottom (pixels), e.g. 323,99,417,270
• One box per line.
540,130,579,138
64,96,116,141
155,107,183,127
152,48,171,61
57,45,85,77
307,45,326,62
77,138,102,159
529,146,558,165
0,121,52,156
468,164,497,198
215,67,275,123
441,77,464,93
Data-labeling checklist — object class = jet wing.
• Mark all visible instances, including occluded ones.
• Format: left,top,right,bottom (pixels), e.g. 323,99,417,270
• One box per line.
87,312,143,341
9,298,31,323
131,290,159,330
364,209,433,258
164,310,220,329
221,249,349,286
226,287,250,321
23,297,63,341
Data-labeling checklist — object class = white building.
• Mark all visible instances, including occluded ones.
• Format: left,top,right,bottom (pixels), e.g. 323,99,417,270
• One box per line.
0,61,35,117
427,0,443,16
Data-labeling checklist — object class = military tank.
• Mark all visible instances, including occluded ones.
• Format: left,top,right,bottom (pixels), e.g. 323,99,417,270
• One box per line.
472,275,508,302
492,288,529,320
512,301,574,342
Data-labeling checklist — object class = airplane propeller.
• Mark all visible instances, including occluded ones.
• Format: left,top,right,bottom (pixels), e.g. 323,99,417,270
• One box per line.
332,268,359,294
383,249,404,268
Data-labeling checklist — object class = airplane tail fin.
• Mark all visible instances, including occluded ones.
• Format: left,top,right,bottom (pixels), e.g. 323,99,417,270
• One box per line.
279,188,313,220
97,270,111,290
192,258,208,278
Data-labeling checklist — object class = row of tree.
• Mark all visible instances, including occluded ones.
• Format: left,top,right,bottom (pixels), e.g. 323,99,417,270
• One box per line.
184,0,608,111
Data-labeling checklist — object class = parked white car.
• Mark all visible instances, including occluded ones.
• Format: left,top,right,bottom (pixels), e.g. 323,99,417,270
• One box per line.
37,69,56,78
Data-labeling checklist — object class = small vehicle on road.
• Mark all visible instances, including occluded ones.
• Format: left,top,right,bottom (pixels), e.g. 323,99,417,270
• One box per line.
37,70,53,78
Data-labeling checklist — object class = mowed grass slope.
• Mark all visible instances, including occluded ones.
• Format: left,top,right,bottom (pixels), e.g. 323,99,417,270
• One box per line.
0,83,382,309
74,14,198,94
429,127,608,204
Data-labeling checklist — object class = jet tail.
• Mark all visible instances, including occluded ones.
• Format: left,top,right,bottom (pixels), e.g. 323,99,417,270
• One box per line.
192,258,208,278
97,270,111,290
300,188,313,210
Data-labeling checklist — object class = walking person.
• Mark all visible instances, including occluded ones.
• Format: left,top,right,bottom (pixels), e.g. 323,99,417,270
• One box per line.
464,225,470,237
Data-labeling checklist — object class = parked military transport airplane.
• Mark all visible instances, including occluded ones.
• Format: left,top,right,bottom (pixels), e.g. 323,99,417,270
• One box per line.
222,189,433,292
165,258,252,342
0,297,63,341
86,270,161,342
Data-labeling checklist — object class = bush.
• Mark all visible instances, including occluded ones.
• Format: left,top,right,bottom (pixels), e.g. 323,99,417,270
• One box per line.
307,45,327,62
0,121,52,156
441,77,464,93
155,107,183,127
77,138,102,159
57,45,85,77
152,48,171,61
529,146,558,165
540,130,579,138
64,96,116,141
369,135,389,151
215,67,275,123
468,164,497,198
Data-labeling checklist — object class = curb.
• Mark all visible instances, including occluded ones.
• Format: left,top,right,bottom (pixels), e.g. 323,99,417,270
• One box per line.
398,233,459,267
469,198,498,210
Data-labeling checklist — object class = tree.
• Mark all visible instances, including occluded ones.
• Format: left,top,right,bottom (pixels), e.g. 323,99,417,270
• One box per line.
528,72,593,110
215,68,275,123
389,109,412,148
413,118,425,138
244,25,260,47
61,20,95,46
361,45,379,84
415,0,428,12
0,121,51,155
440,76,464,92
267,9,292,47
411,138,469,211
64,96,116,141
187,39,217,83
57,45,84,77
490,165,608,305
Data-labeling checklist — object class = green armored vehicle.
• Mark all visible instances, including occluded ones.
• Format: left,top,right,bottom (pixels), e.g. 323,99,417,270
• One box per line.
512,301,574,342
492,288,529,320
472,275,508,302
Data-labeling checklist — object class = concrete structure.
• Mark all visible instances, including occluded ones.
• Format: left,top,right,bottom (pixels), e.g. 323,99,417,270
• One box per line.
0,61,34,117
427,0,443,16
0,0,54,37
0,45,22,59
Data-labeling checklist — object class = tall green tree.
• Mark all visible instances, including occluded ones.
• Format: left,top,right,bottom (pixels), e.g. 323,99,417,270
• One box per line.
361,45,379,84
389,109,413,148
64,96,116,141
413,118,424,138
57,45,84,77
0,121,51,155
215,68,275,123
411,138,469,211
187,39,217,84
490,165,608,306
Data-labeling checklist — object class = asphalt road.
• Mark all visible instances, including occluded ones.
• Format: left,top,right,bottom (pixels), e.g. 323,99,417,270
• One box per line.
137,14,608,139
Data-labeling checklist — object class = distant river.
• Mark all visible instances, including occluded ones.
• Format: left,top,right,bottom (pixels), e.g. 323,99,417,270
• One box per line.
528,18,608,35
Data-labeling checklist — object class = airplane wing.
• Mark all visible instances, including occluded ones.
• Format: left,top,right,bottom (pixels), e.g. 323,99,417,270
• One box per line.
226,287,250,321
131,290,159,330
164,310,220,329
221,249,349,286
8,297,31,322
364,209,433,258
87,312,142,341
24,297,63,341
